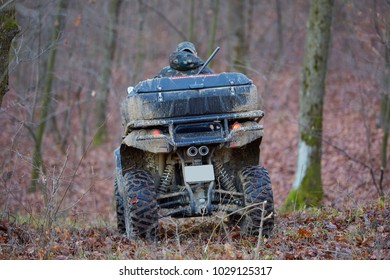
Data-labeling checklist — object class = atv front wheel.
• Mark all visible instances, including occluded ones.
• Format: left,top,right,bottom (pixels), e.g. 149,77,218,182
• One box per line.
237,166,274,237
123,170,158,241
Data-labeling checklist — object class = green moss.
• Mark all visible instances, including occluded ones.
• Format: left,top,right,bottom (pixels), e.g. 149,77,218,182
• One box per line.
3,18,18,30
1,7,18,34
300,131,315,146
300,101,324,146
280,160,323,213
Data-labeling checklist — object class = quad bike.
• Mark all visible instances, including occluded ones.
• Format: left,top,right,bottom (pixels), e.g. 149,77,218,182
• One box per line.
114,64,274,241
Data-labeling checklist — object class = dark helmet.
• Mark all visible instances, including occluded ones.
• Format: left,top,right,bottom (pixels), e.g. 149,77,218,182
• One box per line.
175,41,197,54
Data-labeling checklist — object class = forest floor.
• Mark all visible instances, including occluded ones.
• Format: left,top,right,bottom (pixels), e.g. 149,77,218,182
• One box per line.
0,69,389,260
1,198,389,259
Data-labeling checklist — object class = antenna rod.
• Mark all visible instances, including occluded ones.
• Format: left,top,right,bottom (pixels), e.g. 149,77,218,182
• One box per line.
197,46,220,75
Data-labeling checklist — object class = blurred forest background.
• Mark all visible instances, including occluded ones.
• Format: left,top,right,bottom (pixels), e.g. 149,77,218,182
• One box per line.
0,0,389,259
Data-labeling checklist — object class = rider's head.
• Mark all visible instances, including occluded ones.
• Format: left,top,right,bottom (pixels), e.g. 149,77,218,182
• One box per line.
176,41,197,56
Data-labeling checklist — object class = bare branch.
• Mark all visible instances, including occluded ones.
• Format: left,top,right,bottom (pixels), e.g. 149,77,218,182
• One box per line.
0,0,14,11
141,1,187,41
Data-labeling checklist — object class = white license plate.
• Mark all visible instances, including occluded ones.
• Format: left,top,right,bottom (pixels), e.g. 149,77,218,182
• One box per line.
184,165,215,183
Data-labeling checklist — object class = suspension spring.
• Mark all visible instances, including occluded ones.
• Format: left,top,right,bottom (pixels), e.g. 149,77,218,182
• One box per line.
158,164,174,195
180,189,190,205
214,161,236,192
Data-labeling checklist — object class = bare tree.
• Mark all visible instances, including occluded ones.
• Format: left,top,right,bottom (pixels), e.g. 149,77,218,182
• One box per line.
207,0,219,67
275,0,283,66
93,0,123,146
0,0,19,107
29,0,68,192
375,0,390,198
132,0,146,84
282,0,334,211
228,0,249,74
188,0,195,42
380,30,389,169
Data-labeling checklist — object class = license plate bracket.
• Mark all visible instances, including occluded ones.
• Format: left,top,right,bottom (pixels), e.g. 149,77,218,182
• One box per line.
184,165,215,183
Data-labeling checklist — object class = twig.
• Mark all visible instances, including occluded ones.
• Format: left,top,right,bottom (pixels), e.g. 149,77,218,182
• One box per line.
322,137,381,197
0,0,14,11
254,201,274,259
203,201,270,254
54,134,94,217
141,1,187,40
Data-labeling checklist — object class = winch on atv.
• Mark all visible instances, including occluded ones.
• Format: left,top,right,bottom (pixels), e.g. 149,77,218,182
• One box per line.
114,71,274,241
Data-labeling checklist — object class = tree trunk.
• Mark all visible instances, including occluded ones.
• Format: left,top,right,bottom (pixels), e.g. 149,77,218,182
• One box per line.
275,0,283,65
29,0,68,192
0,0,19,107
188,0,195,42
93,0,122,146
207,0,219,68
228,0,249,74
282,0,334,212
379,20,390,171
132,0,146,84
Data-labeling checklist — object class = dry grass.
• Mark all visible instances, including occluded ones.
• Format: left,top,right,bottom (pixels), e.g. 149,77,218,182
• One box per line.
1,197,389,260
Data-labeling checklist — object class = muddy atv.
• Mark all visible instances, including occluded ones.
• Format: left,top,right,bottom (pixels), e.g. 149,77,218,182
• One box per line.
114,72,274,241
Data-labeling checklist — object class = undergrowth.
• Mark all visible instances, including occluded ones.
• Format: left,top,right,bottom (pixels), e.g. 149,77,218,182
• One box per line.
1,197,389,260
